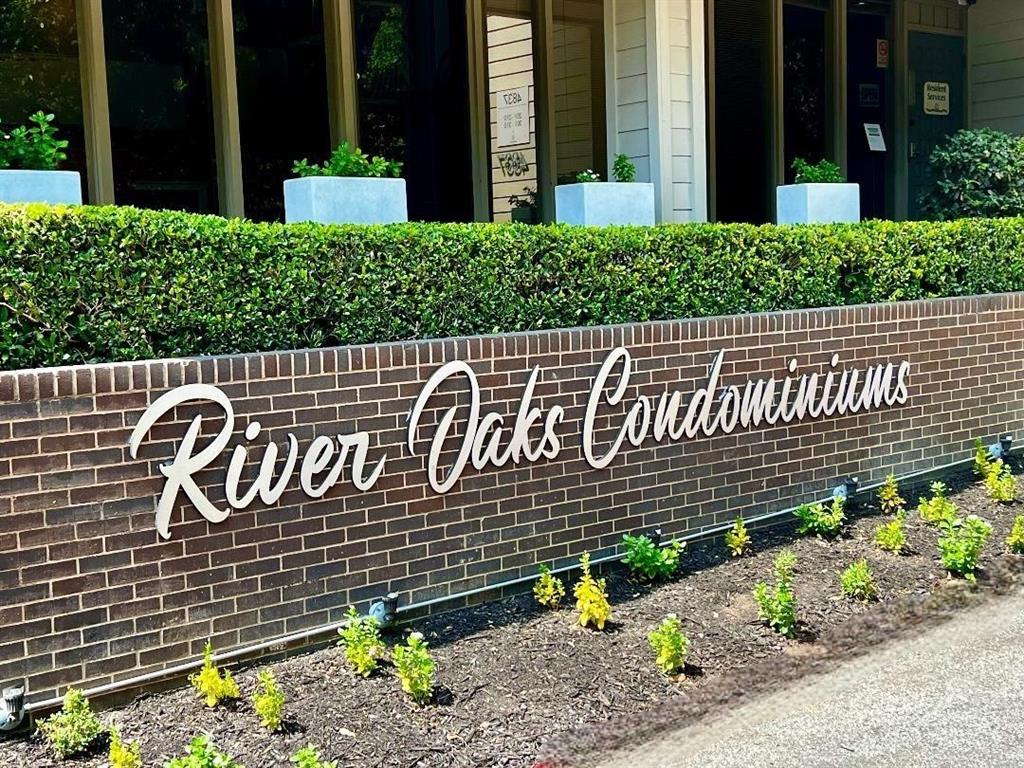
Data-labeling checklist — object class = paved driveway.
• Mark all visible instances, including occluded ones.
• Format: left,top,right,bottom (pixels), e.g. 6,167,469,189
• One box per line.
599,590,1024,768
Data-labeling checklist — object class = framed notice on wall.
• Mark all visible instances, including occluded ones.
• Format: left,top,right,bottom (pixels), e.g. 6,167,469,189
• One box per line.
923,82,950,115
496,86,529,148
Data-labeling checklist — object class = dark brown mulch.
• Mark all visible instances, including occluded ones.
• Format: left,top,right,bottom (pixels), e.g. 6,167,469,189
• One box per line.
3,463,1023,768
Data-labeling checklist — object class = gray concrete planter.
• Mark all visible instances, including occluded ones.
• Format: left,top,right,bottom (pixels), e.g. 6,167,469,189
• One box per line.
284,176,407,225
776,183,860,225
0,169,82,205
555,182,656,226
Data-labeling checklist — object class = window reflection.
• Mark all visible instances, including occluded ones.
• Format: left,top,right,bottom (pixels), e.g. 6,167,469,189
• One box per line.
233,0,330,222
0,0,87,195
103,0,218,212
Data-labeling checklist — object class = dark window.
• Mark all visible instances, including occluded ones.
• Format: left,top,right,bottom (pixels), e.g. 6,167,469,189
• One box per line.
233,0,331,222
0,0,87,195
353,0,473,222
783,2,829,179
103,0,219,213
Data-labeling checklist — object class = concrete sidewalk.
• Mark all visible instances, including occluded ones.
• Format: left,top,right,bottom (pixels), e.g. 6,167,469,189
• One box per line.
599,591,1024,768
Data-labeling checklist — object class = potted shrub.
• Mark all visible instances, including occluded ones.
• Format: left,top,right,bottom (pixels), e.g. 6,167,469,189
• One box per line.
555,153,655,226
0,111,81,205
284,142,405,225
508,186,538,224
776,158,859,225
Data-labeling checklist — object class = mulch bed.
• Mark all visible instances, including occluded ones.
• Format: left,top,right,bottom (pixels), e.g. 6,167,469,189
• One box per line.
3,462,1023,768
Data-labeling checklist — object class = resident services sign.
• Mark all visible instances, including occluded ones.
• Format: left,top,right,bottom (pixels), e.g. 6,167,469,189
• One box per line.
129,349,911,539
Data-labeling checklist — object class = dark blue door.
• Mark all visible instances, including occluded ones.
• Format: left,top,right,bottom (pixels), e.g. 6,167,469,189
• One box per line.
908,32,965,219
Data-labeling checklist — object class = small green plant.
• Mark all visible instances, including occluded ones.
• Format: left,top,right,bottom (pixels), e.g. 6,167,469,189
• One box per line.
938,515,992,582
189,642,240,708
793,496,845,537
165,735,243,768
923,127,1024,219
291,744,338,768
292,141,401,178
753,550,798,638
533,564,565,608
337,606,385,677
0,111,68,170
252,669,285,731
878,473,905,516
573,552,611,630
724,517,751,557
874,511,906,554
973,438,990,477
622,534,684,580
792,157,844,184
839,559,878,601
1007,515,1024,554
109,727,142,768
392,632,435,704
984,459,1017,503
574,168,601,183
918,481,958,526
647,614,689,675
36,688,105,759
612,153,637,183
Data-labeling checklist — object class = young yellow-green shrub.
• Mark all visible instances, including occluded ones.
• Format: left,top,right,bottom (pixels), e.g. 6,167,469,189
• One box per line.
724,517,751,557
165,735,243,768
533,564,565,608
938,515,992,582
1007,515,1024,554
647,614,689,675
974,438,990,477
37,688,105,759
753,550,798,638
252,669,285,731
918,481,957,526
108,727,142,768
573,552,612,630
189,642,240,708
393,632,435,704
794,496,845,537
839,559,878,601
878,473,905,516
337,606,386,677
873,512,907,554
621,534,685,580
291,744,338,768
984,459,1017,503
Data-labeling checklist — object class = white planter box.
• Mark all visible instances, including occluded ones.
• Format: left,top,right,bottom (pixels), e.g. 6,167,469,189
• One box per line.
776,183,860,225
284,176,407,225
555,182,656,226
0,169,82,205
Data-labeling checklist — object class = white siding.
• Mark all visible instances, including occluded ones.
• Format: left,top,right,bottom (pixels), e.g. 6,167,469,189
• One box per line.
666,0,697,221
906,0,966,34
969,0,1024,134
613,0,651,182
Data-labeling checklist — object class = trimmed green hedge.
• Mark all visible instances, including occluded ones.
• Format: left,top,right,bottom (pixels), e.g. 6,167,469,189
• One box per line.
1,204,1023,370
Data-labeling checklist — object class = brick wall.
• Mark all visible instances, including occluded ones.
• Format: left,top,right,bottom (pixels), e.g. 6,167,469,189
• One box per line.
2,293,1023,704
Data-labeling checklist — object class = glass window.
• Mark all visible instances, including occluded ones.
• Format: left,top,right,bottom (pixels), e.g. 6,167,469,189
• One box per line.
233,0,331,222
103,0,219,213
484,0,536,222
353,0,473,222
0,0,87,195
552,0,605,184
783,1,829,180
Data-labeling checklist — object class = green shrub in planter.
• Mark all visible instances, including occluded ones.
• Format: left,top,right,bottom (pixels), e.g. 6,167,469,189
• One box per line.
792,157,844,184
923,128,1024,219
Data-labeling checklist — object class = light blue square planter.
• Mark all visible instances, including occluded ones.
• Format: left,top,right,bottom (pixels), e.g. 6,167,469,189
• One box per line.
284,176,408,225
776,183,860,225
555,182,656,226
0,170,82,205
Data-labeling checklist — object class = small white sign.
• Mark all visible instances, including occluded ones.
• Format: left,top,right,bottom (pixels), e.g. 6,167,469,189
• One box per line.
923,81,950,115
876,39,889,69
864,123,887,152
496,86,530,147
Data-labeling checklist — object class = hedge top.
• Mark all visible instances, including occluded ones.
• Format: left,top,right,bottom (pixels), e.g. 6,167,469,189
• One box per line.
1,204,1023,370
